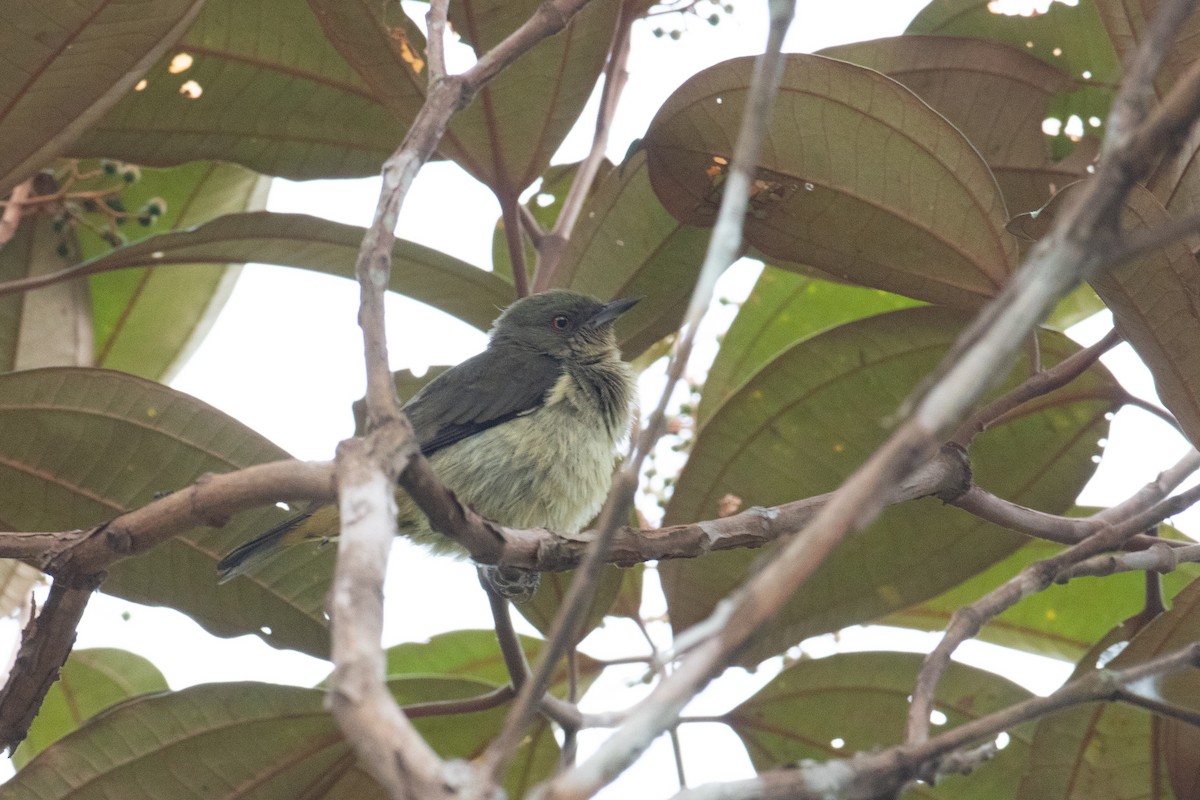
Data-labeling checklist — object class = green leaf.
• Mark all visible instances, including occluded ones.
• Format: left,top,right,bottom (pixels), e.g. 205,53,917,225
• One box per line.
557,150,709,358
311,0,620,194
0,210,91,372
7,678,555,799
71,211,514,331
381,629,602,698
386,675,559,798
642,54,1018,309
818,35,1096,217
0,367,330,659
698,267,920,427
661,307,1117,666
491,160,615,284
906,0,1117,161
610,563,643,620
7,683,355,798
726,652,1034,799
77,161,271,381
1019,617,1175,799
72,0,405,180
884,520,1200,662
514,567,625,647
13,648,169,770
0,0,204,194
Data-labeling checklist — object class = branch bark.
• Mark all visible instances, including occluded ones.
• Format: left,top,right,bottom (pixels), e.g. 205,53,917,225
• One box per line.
670,644,1200,800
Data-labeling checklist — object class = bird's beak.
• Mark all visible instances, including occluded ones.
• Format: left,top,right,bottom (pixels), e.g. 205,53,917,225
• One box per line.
585,296,640,329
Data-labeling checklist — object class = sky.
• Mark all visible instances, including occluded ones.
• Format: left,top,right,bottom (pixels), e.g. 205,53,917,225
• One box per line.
9,0,1199,795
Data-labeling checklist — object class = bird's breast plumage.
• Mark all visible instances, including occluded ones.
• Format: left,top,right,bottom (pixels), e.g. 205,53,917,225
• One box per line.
402,357,634,552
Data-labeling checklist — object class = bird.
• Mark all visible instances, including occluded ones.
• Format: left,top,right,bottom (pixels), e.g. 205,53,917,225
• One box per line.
217,289,639,581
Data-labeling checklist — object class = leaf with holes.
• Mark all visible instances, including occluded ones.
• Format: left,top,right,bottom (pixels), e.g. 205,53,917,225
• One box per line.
72,0,406,179
0,0,204,193
819,35,1096,216
642,54,1017,309
907,0,1116,160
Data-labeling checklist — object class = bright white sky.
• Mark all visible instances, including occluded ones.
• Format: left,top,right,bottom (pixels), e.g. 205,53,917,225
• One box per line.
9,0,1198,795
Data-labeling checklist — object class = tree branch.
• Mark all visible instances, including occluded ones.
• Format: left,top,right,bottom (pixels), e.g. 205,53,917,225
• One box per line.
906,480,1200,744
327,438,447,800
534,0,636,290
0,578,98,751
534,1,1200,795
669,644,1200,800
950,328,1121,447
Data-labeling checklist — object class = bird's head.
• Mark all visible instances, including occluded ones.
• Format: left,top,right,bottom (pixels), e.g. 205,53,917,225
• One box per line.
489,290,639,361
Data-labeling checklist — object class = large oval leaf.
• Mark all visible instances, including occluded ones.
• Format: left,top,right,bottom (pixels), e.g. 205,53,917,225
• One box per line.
1087,186,1200,449
661,307,1117,666
907,0,1117,160
642,54,1018,309
72,0,405,180
698,266,920,427
1018,618,1174,799
13,648,168,770
726,651,1034,799
557,150,709,357
310,0,620,194
0,368,329,658
818,35,1096,217
70,211,514,332
381,629,602,697
6,677,556,799
0,0,204,194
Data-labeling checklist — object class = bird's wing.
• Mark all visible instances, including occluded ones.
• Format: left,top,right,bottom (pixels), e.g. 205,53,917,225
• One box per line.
404,348,561,457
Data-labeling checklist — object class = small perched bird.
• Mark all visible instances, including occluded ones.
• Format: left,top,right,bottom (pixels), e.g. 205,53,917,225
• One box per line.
218,289,638,580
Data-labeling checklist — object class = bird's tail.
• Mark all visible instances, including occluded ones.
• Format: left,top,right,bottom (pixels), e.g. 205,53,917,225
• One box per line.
217,511,315,582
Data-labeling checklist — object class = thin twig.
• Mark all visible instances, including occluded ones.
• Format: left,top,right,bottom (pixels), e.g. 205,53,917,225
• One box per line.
499,192,531,297
533,2,797,796
1060,540,1200,579
534,0,636,290
332,2,603,797
426,0,450,82
906,481,1200,744
1118,389,1184,434
0,579,98,751
951,328,1121,446
670,644,1200,800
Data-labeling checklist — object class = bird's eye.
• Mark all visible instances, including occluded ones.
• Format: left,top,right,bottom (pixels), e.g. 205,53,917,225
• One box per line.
551,314,570,331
